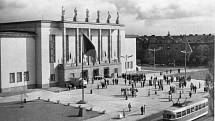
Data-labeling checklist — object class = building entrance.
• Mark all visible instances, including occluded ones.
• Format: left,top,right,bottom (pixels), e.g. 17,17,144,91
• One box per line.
93,69,99,77
82,70,88,79
104,68,109,78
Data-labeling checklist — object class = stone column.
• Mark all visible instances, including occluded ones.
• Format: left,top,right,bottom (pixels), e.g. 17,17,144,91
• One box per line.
98,29,101,64
88,28,91,65
62,25,67,65
76,28,79,66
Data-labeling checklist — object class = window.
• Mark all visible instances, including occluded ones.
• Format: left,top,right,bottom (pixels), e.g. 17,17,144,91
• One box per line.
182,110,186,116
10,73,15,83
199,105,202,109
191,107,195,112
206,102,208,106
202,103,206,108
49,35,56,63
176,112,181,118
17,72,22,82
195,106,199,111
114,68,118,73
125,62,130,69
70,73,75,78
24,71,29,81
50,74,55,81
187,109,191,114
130,61,133,69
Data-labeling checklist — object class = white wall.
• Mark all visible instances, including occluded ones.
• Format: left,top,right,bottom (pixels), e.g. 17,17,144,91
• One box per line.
121,36,136,73
1,37,35,89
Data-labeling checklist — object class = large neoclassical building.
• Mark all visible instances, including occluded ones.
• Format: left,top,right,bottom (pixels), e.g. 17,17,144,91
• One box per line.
0,10,138,92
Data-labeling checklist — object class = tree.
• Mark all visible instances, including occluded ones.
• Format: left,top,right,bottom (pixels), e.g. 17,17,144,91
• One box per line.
205,60,214,116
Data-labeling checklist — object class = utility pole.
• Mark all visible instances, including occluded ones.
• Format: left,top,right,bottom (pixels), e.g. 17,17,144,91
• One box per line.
148,47,162,70
180,38,192,81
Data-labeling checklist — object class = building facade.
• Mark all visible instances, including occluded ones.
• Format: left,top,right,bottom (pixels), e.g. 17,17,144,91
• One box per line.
0,20,125,92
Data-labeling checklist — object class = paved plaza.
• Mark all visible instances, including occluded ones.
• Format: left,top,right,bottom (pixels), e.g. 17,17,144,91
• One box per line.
0,68,210,121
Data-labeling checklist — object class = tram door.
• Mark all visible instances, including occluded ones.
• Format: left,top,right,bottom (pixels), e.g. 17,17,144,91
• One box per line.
104,68,109,78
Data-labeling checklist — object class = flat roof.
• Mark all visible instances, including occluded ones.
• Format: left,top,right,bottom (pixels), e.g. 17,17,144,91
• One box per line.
0,20,125,27
0,30,36,37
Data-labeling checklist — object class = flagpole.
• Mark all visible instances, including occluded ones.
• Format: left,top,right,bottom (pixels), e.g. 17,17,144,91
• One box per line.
78,32,86,104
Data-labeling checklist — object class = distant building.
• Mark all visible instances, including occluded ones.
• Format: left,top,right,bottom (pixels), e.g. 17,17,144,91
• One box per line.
0,20,125,92
121,35,137,73
136,33,214,66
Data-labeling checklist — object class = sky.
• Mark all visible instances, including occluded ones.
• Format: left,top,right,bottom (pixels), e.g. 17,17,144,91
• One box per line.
0,0,214,35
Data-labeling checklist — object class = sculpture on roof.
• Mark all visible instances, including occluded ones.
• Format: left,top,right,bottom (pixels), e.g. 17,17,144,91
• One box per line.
96,10,100,23
61,6,65,21
73,8,77,22
107,11,111,23
85,9,89,22
116,11,119,24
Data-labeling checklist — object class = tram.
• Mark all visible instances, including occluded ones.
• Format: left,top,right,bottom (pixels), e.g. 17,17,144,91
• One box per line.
163,98,208,121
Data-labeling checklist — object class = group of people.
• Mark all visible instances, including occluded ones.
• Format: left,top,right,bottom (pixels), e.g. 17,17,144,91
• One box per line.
121,87,138,99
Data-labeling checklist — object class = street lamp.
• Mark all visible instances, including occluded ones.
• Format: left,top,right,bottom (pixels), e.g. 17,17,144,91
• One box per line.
148,47,162,70
121,54,133,84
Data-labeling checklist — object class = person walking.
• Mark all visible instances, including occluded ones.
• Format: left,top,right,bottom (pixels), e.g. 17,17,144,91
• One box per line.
141,106,144,115
128,103,131,112
189,91,192,98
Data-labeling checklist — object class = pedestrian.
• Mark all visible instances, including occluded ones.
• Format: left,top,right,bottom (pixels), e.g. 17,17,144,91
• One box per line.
179,91,182,98
128,103,131,112
141,106,144,115
189,91,192,98
123,109,125,118
199,82,201,88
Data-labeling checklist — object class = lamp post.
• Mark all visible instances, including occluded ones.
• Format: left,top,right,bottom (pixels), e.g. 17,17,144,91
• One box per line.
180,37,192,81
148,47,162,70
121,54,133,84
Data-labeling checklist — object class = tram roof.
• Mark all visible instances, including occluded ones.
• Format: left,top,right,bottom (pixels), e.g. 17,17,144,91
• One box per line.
164,98,208,113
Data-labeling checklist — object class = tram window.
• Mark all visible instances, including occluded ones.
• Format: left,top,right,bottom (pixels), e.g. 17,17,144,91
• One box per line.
195,106,199,111
191,107,195,112
176,112,181,118
202,103,205,108
187,109,191,114
199,105,202,109
182,110,186,116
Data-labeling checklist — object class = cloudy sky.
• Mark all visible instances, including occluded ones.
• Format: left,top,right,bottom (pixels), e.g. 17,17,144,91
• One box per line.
0,0,214,35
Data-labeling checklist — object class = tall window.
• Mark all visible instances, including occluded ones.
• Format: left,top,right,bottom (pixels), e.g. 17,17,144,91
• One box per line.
50,74,55,81
24,71,29,81
130,61,133,69
49,35,56,63
10,73,15,83
17,72,22,82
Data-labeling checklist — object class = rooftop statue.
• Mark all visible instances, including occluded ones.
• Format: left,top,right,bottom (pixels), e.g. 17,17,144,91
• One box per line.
73,8,77,22
85,9,89,22
96,10,100,23
107,11,111,23
116,11,119,24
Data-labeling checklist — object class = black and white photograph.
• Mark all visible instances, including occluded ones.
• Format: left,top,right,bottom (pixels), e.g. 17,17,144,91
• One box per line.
0,0,214,121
